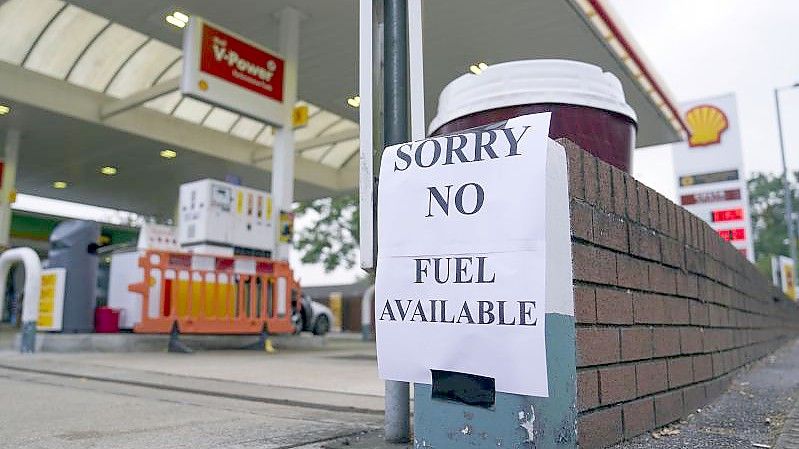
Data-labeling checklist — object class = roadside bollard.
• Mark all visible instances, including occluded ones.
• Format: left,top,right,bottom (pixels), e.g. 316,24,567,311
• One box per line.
0,247,42,353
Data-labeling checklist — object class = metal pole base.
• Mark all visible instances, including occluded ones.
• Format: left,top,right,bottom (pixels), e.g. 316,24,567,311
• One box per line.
241,325,272,352
167,322,193,353
385,380,411,443
19,320,36,353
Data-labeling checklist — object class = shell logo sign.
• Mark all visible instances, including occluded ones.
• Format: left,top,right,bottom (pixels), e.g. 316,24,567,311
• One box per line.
685,105,729,147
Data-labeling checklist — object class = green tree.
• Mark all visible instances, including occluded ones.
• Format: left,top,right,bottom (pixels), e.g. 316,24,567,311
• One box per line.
748,171,799,275
293,193,360,272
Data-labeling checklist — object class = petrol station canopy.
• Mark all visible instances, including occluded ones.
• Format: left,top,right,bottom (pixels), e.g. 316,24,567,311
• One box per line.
0,0,685,220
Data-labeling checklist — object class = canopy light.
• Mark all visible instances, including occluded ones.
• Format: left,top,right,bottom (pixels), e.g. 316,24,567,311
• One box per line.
0,105,10,115
160,149,178,159
52,181,67,189
166,11,188,28
100,166,118,176
347,95,361,108
172,11,189,23
469,62,489,75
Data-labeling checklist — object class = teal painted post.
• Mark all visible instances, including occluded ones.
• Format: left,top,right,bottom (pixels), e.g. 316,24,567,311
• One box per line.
412,141,577,448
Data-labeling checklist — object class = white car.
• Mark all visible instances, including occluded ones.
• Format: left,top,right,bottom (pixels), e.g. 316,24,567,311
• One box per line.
293,295,333,336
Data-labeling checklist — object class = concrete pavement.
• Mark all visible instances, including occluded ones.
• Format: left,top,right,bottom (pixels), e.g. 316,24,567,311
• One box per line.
0,337,388,413
6,335,799,447
0,337,399,449
0,366,383,449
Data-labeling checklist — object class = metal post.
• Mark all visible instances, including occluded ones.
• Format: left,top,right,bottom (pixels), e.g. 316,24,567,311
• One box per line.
0,129,19,249
776,85,799,274
383,0,411,443
271,7,303,261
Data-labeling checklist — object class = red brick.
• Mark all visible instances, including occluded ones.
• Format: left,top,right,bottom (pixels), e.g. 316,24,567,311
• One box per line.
599,365,636,405
596,288,633,324
593,209,628,252
576,327,620,366
563,140,584,200
649,264,677,295
693,354,713,381
668,357,694,387
653,327,681,357
712,352,728,377
685,247,705,275
673,207,683,241
705,376,730,401
667,298,691,324
617,254,649,290
629,223,660,261
636,182,650,227
677,273,699,298
679,327,704,354
660,235,684,268
570,199,593,241
623,398,656,439
708,304,729,327
634,293,667,324
636,360,668,396
621,326,652,361
689,300,709,326
654,390,684,427
683,384,708,414
666,202,678,239
649,190,661,230
626,174,639,221
583,153,599,206
612,167,627,217
658,194,671,234
598,160,614,212
577,369,599,412
578,407,623,449
572,244,617,285
574,286,596,324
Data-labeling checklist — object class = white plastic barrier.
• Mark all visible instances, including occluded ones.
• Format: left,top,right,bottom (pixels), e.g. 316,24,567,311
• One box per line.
0,248,42,352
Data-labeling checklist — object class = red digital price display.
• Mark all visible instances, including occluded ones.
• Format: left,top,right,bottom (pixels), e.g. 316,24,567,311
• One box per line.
717,228,746,242
711,208,744,222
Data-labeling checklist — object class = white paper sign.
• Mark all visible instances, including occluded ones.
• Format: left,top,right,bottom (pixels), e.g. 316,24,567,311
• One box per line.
375,113,551,397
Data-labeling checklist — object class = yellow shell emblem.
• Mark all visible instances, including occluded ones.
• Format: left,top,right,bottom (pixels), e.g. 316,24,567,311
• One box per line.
685,105,728,147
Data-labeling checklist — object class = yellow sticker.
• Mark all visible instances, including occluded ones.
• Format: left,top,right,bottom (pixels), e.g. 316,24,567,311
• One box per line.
236,191,243,215
37,273,56,328
292,104,309,128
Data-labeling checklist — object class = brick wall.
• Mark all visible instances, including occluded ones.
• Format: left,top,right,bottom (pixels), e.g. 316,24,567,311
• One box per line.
561,139,799,448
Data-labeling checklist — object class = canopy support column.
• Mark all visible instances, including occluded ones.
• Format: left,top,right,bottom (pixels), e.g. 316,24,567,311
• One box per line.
271,7,303,261
0,129,19,249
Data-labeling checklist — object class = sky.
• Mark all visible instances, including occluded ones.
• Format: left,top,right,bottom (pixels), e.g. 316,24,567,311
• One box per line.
295,0,799,286
610,0,799,199
13,0,799,287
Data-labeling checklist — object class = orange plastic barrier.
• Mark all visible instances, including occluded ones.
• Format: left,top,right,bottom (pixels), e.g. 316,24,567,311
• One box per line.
128,250,299,334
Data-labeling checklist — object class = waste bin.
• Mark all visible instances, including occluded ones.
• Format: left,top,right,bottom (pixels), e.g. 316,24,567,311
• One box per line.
48,220,100,333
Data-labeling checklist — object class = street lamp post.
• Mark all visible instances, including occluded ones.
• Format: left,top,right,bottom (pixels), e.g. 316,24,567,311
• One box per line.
776,83,799,276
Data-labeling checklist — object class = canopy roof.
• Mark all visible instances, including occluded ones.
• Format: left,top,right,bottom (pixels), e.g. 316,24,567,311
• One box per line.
0,0,684,219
